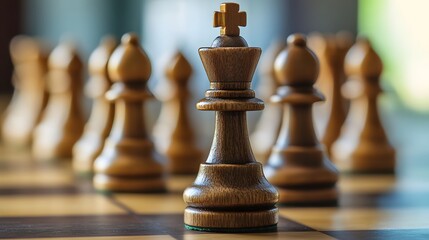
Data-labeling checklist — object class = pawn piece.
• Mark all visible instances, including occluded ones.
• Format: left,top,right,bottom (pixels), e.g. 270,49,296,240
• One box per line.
2,36,48,147
72,37,116,174
32,41,85,160
93,33,165,192
331,38,395,174
152,51,203,175
264,34,339,206
250,41,286,164
183,3,278,232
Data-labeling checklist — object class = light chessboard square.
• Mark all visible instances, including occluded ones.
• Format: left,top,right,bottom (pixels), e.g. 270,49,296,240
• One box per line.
183,232,336,240
114,194,185,214
14,236,176,240
280,207,429,231
0,167,74,187
0,194,125,216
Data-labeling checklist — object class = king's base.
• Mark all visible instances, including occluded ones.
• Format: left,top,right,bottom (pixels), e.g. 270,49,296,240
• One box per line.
185,224,278,233
93,174,166,193
184,207,278,232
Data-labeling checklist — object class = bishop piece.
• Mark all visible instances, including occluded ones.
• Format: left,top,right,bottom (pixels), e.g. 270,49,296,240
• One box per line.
2,36,48,147
72,37,116,174
93,33,166,192
264,34,339,206
250,41,286,164
32,40,85,160
152,51,203,175
331,38,395,173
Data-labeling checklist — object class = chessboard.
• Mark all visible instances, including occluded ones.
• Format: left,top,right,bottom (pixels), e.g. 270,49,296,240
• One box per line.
2,2,429,239
0,108,428,240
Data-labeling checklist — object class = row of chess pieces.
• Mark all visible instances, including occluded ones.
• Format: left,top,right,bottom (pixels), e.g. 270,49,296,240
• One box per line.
1,32,395,195
1,2,398,232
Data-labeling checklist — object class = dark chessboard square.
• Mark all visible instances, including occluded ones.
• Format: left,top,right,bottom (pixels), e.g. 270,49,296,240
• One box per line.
324,229,429,240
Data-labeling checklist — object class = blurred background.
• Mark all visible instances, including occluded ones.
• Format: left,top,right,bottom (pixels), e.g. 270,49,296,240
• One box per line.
0,0,359,95
0,0,428,175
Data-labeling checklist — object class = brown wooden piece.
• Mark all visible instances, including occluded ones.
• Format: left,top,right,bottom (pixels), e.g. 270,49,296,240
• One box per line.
72,37,116,174
152,51,203,175
264,34,339,206
309,33,353,156
336,32,355,114
331,38,395,174
93,33,166,192
2,36,48,147
32,41,85,161
213,2,246,36
183,3,278,232
251,41,286,164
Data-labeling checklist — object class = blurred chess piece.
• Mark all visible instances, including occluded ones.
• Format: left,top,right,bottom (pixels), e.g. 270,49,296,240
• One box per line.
264,34,338,206
331,38,395,173
309,32,353,156
32,40,85,160
93,33,165,192
153,51,203,175
250,40,286,164
335,31,355,94
72,37,116,174
2,36,49,147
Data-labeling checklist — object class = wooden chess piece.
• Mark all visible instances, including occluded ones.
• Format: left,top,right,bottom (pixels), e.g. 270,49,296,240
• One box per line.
335,31,354,113
32,41,85,160
264,34,339,206
93,33,166,192
72,37,116,174
152,51,203,175
331,38,395,173
2,36,48,147
335,32,354,84
250,41,286,164
183,3,278,232
309,33,351,156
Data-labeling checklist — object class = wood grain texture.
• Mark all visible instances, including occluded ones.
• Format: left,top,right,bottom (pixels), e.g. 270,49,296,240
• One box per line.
264,34,339,206
32,40,85,161
184,4,278,231
213,3,246,36
331,38,395,174
2,36,49,147
93,33,165,192
251,41,286,164
152,51,203,175
72,37,116,174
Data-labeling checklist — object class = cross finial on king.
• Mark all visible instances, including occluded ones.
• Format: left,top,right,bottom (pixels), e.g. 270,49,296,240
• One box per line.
214,3,246,36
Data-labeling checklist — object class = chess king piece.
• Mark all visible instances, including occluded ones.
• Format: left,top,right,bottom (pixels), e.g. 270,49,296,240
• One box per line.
331,38,395,173
183,3,278,232
32,41,85,160
250,41,286,164
152,51,203,175
309,33,353,157
93,33,166,192
264,34,339,206
72,37,116,174
2,36,48,147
